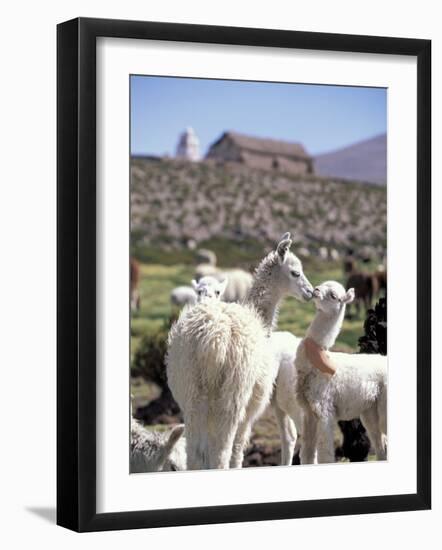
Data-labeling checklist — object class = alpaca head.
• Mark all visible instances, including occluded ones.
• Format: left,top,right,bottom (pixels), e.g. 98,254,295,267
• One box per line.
312,281,355,315
192,276,228,302
130,422,186,473
274,232,314,302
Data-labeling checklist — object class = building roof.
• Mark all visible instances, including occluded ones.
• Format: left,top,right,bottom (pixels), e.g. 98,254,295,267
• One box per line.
213,131,311,160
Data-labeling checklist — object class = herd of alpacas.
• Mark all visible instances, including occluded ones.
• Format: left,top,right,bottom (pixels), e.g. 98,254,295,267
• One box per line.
130,233,387,472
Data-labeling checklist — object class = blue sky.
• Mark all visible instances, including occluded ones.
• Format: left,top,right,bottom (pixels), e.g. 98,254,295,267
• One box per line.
130,76,386,157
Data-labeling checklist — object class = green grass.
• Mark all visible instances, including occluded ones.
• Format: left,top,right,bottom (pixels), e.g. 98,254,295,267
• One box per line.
131,260,365,358
131,237,271,268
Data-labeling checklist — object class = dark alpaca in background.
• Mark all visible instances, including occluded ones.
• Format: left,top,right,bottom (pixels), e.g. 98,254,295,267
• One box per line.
336,297,387,462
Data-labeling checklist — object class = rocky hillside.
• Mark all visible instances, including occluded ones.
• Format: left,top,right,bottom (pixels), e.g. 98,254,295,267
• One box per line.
314,134,387,185
131,157,386,256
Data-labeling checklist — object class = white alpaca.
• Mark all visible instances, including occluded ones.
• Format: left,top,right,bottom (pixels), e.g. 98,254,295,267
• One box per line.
130,419,186,472
192,279,304,466
166,233,313,470
295,281,387,464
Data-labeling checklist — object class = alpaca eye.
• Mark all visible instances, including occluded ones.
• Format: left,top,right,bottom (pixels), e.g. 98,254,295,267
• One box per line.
291,270,300,278
215,291,220,296
330,292,337,300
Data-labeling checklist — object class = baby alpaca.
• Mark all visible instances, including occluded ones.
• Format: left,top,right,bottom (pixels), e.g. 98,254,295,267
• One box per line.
295,281,387,464
130,419,186,473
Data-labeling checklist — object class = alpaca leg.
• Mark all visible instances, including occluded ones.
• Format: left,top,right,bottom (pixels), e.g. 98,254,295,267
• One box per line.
186,402,209,470
316,416,336,464
230,389,271,469
186,434,206,471
208,413,240,469
300,410,318,464
230,419,252,469
273,403,298,466
361,407,387,460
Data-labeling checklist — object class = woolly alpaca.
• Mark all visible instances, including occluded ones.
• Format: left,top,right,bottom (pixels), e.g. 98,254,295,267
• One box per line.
191,279,303,466
166,233,313,470
190,281,304,465
295,281,387,464
130,419,186,472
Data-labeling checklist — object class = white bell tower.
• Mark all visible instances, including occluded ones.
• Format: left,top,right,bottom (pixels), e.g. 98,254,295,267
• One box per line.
175,127,200,161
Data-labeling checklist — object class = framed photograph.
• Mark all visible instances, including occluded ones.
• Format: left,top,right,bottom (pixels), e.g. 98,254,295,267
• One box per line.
57,17,431,532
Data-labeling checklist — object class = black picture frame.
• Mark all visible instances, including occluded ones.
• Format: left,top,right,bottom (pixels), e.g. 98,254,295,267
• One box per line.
57,17,431,532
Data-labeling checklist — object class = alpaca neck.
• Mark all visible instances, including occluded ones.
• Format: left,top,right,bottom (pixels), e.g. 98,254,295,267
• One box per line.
246,251,283,333
306,306,346,350
249,286,282,332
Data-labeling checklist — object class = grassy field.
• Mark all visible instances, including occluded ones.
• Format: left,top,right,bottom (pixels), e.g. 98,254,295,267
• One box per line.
130,259,365,359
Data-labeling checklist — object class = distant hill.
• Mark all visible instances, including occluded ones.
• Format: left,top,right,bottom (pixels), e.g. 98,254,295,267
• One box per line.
314,134,387,185
131,157,386,259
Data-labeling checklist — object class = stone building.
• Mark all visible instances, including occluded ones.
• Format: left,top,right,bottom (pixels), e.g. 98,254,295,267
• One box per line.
175,127,200,161
206,131,313,175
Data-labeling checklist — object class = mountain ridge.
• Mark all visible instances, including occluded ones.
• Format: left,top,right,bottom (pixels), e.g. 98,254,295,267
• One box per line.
314,133,386,185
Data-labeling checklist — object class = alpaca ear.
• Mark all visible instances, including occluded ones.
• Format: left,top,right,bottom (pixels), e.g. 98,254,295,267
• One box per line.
343,288,355,304
164,425,185,454
191,279,198,290
277,235,292,264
